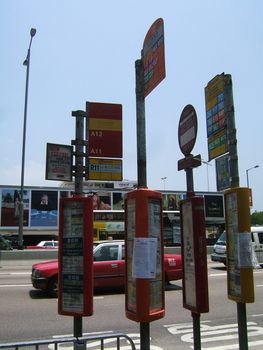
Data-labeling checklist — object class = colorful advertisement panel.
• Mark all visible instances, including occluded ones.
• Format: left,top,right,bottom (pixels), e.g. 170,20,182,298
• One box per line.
1,188,29,227
162,193,184,210
91,191,111,210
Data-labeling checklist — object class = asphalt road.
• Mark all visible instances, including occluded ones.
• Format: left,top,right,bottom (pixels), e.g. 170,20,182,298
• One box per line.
1,260,263,349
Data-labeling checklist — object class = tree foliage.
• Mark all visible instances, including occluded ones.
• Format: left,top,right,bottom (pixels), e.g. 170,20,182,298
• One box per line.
251,211,263,225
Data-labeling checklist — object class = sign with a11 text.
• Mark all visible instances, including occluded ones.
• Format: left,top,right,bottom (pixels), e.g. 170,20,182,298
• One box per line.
87,102,122,158
46,143,72,182
142,18,165,97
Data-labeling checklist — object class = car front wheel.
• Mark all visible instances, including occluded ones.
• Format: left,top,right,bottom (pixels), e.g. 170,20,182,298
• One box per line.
48,275,58,297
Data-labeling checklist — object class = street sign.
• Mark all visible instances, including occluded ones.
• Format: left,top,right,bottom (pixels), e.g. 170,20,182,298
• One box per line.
46,143,73,181
178,105,198,156
142,18,165,97
88,158,122,181
205,73,229,161
87,102,122,158
177,154,202,171
216,153,230,191
208,128,227,160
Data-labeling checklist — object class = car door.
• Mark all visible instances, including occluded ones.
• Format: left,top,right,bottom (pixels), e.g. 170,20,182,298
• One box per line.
93,243,125,288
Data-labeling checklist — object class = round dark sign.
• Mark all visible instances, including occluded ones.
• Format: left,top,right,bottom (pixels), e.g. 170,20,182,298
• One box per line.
178,104,198,156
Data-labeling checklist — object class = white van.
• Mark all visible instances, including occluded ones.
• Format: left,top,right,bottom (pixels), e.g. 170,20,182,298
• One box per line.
211,226,263,266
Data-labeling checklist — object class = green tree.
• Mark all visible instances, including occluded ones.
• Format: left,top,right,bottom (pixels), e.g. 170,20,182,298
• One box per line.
251,211,263,225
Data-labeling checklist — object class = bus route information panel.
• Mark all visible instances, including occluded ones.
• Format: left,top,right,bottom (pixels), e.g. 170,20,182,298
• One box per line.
58,196,93,316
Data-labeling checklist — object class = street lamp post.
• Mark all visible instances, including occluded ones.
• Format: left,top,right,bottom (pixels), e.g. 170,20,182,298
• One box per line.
246,165,259,188
18,28,37,249
161,177,167,191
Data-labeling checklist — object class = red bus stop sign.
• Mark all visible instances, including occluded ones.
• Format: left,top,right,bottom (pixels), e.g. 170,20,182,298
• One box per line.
178,104,198,156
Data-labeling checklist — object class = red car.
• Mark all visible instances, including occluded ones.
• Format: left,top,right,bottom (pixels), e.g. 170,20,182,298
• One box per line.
31,240,182,297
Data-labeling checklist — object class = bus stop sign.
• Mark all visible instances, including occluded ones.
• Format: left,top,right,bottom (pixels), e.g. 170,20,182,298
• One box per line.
178,105,198,156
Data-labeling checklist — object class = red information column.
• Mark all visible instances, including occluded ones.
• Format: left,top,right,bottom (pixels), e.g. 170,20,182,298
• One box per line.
125,188,165,322
58,196,93,316
180,196,209,314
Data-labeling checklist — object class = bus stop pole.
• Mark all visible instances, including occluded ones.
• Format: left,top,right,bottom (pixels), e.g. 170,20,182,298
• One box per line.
72,110,86,340
225,75,248,350
135,58,150,350
185,166,201,350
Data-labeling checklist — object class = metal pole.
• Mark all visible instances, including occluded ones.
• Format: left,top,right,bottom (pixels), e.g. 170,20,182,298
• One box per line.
135,58,147,188
246,166,259,188
185,166,201,350
135,58,150,350
72,111,86,340
18,29,36,250
225,74,248,350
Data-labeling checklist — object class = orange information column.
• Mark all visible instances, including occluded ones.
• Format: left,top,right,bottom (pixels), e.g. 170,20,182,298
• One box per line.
125,188,165,322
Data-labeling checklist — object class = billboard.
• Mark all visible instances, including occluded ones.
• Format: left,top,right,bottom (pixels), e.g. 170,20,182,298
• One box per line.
204,195,224,219
1,188,29,227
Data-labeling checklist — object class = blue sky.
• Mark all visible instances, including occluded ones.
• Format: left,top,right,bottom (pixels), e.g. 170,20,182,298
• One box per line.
1,1,262,212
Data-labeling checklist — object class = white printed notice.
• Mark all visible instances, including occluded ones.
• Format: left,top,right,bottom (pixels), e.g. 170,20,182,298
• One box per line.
132,237,157,279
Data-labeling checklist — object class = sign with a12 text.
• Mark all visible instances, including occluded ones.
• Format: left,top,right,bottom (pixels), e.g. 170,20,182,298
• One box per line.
87,102,122,158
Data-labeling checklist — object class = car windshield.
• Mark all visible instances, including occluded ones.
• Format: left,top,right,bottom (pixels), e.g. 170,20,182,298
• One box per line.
216,231,226,244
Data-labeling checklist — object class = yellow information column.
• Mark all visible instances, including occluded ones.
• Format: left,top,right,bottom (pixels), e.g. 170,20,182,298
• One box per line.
224,187,254,303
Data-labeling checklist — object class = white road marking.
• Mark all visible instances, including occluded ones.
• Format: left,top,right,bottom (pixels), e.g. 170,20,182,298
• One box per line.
165,321,263,350
0,284,31,287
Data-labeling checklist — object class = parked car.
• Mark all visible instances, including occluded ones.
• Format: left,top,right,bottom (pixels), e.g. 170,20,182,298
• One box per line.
211,226,263,266
26,240,58,249
31,240,182,297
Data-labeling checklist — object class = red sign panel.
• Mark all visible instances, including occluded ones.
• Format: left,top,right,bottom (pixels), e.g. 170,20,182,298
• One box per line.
87,102,122,158
142,18,165,97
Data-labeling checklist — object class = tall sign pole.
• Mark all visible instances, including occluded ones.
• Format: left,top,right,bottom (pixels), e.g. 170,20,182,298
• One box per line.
205,73,254,350
134,18,165,350
177,104,209,350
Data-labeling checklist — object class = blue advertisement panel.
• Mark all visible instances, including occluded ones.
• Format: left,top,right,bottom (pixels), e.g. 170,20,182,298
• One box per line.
30,190,58,227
